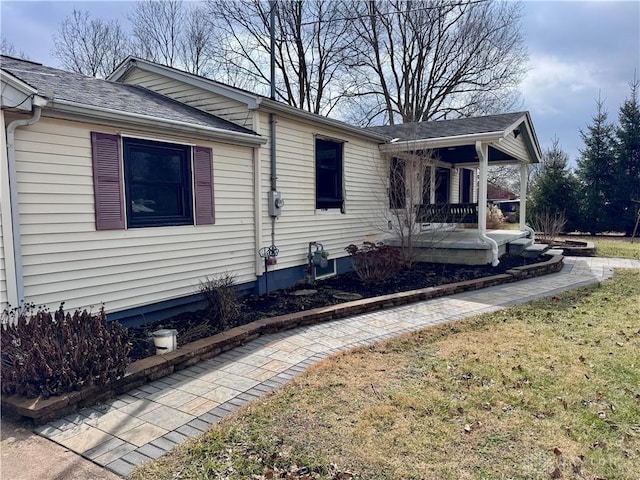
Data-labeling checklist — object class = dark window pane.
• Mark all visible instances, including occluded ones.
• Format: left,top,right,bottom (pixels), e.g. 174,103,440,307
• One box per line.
315,139,343,209
389,157,406,209
124,138,193,227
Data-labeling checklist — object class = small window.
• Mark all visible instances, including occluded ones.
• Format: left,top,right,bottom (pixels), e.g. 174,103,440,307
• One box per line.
389,157,406,209
315,138,343,210
123,138,193,227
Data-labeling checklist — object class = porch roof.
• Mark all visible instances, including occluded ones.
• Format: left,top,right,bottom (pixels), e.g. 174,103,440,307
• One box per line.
369,112,542,165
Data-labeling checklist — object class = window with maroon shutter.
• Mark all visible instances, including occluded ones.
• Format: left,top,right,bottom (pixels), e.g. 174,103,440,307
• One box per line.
91,132,125,230
91,133,214,229
193,146,215,225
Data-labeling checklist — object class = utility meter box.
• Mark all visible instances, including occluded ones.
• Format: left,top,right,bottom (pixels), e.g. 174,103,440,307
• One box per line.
268,190,284,217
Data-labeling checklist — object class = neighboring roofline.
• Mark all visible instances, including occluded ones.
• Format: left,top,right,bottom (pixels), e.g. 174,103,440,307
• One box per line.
108,56,390,143
46,99,267,146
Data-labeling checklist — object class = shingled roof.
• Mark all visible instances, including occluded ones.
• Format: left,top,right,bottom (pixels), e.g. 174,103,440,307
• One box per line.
0,55,258,137
365,112,527,141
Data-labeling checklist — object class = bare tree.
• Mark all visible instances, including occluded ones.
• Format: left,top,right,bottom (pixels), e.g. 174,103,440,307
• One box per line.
347,0,527,125
129,0,185,67
179,5,215,76
52,10,130,78
206,0,355,114
1,38,29,59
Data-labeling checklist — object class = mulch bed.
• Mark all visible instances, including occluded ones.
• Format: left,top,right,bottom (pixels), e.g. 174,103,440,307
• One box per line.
128,256,540,361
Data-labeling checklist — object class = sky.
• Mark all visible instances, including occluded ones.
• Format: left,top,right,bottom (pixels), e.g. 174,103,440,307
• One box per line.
1,0,639,167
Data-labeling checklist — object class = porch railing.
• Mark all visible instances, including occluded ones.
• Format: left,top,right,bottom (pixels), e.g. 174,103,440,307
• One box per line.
415,203,479,224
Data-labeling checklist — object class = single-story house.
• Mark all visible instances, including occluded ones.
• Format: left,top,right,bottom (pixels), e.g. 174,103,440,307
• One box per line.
1,55,541,325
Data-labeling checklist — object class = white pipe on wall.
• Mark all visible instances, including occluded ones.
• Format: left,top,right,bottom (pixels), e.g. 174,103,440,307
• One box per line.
5,106,43,305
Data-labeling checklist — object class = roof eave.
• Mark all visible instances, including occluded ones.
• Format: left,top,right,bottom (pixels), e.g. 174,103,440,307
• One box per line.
0,70,49,111
47,99,267,146
379,130,504,153
258,98,390,142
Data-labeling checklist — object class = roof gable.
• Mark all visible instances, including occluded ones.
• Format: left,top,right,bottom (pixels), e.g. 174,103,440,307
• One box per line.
108,56,389,143
1,55,260,140
372,112,542,164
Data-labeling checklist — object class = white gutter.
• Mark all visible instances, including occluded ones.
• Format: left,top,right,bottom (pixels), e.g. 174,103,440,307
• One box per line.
475,141,499,267
380,131,504,153
49,99,267,146
257,97,389,143
5,106,43,305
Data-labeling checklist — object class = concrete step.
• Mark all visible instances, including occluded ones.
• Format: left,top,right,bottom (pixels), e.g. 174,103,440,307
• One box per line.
521,243,550,259
546,248,564,256
507,237,534,256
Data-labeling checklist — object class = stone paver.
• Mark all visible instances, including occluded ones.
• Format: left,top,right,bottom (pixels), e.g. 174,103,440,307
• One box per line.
31,256,640,477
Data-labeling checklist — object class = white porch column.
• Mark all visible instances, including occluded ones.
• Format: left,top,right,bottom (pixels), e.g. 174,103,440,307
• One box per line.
476,142,488,233
475,141,499,266
429,165,435,204
519,162,528,230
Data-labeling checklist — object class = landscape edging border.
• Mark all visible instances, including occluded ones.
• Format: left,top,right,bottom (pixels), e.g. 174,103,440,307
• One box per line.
2,255,564,424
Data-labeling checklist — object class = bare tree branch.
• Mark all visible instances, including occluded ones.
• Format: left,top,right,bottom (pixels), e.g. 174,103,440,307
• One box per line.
206,0,356,115
348,0,527,125
52,10,130,78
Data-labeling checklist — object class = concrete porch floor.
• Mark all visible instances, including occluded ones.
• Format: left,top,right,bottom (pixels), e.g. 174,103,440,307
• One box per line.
395,228,531,265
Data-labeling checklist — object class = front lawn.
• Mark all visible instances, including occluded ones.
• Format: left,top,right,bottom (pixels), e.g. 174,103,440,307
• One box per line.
586,236,640,259
132,269,640,480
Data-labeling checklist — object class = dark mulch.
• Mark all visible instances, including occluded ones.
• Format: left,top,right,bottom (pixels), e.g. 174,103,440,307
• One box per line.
128,255,540,361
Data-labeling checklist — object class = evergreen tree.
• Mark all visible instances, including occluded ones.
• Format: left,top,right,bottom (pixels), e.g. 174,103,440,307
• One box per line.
613,80,640,236
529,138,581,233
575,97,616,234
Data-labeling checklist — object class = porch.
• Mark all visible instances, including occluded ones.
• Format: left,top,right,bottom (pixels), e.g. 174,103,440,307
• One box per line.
372,112,543,266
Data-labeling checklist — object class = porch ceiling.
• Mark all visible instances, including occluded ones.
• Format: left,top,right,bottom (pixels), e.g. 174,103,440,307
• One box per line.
422,144,515,165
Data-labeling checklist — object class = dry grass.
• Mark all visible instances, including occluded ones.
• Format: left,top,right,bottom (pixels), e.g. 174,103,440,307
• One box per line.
563,236,640,260
132,270,640,480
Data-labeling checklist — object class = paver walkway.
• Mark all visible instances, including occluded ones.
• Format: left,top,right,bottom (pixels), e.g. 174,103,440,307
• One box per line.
32,256,640,477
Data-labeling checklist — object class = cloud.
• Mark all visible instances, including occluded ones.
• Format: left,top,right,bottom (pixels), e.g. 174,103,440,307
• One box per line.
522,54,605,115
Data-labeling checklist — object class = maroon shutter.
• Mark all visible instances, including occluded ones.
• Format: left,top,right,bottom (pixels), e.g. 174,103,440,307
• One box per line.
193,146,215,225
91,132,125,230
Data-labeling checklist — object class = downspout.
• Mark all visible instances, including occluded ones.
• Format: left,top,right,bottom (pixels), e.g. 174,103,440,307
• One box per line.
475,141,500,267
519,162,535,241
6,106,43,305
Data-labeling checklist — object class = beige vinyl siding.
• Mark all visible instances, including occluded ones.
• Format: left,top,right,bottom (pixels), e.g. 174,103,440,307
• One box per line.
495,133,529,163
451,168,460,203
14,117,257,313
257,111,387,271
122,69,254,129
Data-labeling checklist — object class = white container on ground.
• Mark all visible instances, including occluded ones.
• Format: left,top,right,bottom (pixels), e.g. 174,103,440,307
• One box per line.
152,329,178,355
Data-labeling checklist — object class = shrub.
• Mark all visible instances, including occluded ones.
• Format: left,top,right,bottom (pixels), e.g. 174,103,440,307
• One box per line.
486,204,505,229
345,242,402,283
196,272,241,331
530,209,567,244
0,304,131,399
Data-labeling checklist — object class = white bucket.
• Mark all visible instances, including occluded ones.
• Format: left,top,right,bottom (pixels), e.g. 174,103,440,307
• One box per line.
152,329,177,355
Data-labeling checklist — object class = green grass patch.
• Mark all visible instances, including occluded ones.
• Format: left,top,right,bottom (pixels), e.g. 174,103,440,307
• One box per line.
132,269,640,480
591,238,640,259
566,235,640,259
